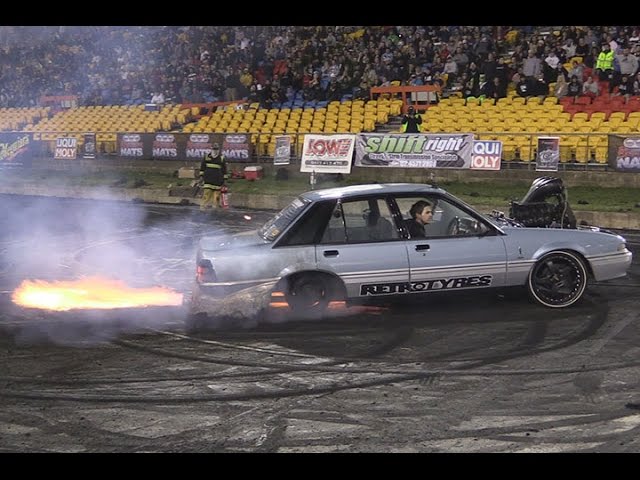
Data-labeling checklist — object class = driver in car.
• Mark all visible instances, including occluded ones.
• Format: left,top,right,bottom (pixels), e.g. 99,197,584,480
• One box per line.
405,200,434,238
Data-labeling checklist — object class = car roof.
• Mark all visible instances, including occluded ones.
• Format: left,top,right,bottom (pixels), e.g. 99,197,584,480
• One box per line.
300,183,446,202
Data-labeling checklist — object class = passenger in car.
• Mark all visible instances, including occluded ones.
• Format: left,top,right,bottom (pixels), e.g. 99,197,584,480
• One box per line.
405,200,434,238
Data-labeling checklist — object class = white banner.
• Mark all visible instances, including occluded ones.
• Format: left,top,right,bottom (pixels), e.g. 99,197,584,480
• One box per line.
300,134,355,174
54,137,77,160
471,140,502,170
355,133,474,168
273,135,291,166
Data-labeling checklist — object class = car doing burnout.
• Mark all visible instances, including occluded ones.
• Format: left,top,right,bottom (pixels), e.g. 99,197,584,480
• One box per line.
191,183,632,317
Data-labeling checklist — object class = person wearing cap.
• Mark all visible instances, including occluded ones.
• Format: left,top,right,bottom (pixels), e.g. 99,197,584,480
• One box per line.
199,142,227,211
401,105,422,133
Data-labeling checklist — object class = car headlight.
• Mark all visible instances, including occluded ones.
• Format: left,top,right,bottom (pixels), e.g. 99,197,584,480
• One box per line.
617,243,627,252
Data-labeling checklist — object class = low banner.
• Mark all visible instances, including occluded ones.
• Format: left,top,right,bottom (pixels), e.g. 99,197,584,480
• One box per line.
118,133,150,159
54,137,77,159
0,133,32,168
608,135,640,172
301,134,355,174
223,134,252,162
185,133,215,160
355,133,473,169
83,133,96,159
273,135,291,166
535,137,560,172
471,140,502,170
151,133,181,160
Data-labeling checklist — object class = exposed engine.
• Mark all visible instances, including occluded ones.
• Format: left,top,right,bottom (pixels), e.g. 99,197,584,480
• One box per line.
508,176,577,229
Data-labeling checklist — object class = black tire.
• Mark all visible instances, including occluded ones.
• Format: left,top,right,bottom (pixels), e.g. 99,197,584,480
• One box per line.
527,251,588,308
285,274,332,318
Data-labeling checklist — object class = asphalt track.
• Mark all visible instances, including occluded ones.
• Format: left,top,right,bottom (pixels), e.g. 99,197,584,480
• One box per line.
1,194,640,453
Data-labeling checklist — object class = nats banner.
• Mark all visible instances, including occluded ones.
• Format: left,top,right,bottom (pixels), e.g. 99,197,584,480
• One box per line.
273,135,291,166
0,133,32,168
301,134,355,174
355,133,474,168
54,137,77,159
536,137,560,172
223,134,252,162
608,136,640,172
471,140,502,170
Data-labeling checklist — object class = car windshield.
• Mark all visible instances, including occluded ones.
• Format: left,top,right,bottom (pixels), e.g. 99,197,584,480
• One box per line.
258,196,311,242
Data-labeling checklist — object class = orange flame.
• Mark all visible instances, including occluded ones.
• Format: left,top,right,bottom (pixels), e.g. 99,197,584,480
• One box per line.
11,277,183,311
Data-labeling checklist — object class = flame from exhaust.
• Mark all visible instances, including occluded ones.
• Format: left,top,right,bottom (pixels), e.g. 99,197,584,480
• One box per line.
11,277,183,311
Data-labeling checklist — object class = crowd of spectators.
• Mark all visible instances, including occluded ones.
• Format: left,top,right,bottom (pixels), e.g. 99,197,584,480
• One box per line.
1,26,640,110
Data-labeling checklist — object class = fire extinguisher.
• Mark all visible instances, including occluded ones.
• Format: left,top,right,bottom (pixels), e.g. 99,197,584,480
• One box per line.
220,185,230,209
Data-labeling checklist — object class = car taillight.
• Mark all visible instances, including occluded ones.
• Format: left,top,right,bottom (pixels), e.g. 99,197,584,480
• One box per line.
196,259,216,283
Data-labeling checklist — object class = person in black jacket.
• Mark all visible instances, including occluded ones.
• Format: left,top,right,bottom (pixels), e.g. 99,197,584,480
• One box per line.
401,105,422,133
199,143,227,211
404,200,433,238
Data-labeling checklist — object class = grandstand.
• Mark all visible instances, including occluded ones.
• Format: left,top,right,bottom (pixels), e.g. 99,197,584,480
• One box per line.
0,26,639,167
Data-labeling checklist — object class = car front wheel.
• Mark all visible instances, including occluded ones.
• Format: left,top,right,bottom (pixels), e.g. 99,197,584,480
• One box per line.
527,251,588,308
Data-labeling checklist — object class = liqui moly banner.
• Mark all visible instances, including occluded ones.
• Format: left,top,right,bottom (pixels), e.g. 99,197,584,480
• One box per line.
54,137,77,159
273,135,291,166
471,140,502,170
536,137,560,172
355,133,473,169
301,134,355,174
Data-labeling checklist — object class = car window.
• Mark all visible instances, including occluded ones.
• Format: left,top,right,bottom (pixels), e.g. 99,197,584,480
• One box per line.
278,201,335,246
395,195,490,238
258,196,310,242
320,196,399,244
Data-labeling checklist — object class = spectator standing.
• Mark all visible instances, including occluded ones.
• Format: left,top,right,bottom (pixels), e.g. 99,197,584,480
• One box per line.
401,105,422,133
613,47,638,91
523,50,542,79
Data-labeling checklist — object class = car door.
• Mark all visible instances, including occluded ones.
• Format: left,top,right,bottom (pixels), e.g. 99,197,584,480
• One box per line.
395,194,508,293
315,195,410,299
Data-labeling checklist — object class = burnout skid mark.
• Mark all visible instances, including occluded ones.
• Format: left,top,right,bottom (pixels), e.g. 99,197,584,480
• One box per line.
360,275,493,296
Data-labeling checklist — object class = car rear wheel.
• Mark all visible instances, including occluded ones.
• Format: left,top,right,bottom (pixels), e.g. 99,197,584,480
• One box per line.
285,273,332,318
527,251,588,308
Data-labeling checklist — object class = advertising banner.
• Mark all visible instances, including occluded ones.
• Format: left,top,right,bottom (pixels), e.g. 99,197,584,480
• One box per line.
222,134,252,162
273,135,291,166
118,133,149,158
54,137,77,160
0,133,32,168
152,133,180,160
83,133,96,159
301,134,355,174
471,140,502,170
608,135,640,172
355,133,473,169
185,133,215,160
535,137,560,172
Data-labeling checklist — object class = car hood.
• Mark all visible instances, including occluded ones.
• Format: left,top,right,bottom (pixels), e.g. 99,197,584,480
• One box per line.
502,226,625,250
199,229,269,251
